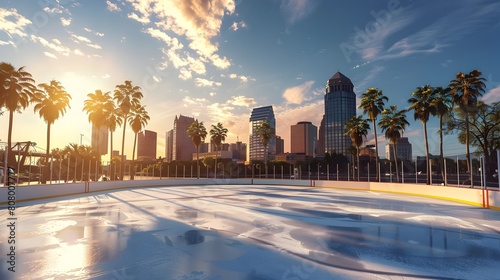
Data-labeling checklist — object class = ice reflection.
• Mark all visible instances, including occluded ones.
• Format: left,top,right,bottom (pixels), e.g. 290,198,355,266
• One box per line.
24,209,130,278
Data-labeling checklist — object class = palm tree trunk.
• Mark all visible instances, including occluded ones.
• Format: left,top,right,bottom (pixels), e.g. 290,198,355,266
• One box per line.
120,116,127,180
439,116,445,184
372,119,379,181
356,148,360,181
109,130,114,180
5,111,14,185
465,110,472,186
264,145,268,178
131,132,137,180
423,122,430,185
196,146,200,179
393,143,399,183
44,123,51,184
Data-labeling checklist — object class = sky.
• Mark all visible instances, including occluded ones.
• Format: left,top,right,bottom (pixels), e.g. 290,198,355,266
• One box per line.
1,0,499,161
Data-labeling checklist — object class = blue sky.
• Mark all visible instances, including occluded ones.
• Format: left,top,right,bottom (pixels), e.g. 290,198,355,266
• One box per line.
1,0,499,160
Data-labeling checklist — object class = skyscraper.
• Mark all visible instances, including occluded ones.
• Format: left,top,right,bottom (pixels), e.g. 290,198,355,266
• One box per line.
137,130,157,161
91,125,108,156
291,121,317,157
248,106,276,162
324,72,356,158
169,115,196,162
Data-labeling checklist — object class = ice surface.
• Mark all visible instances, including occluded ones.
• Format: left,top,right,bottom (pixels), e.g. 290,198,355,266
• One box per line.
1,184,499,280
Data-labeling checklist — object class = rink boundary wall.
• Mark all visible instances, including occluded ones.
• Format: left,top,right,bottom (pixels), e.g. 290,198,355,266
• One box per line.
0,178,498,210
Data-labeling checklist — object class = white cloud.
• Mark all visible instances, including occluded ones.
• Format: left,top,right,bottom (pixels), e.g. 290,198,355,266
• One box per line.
126,0,235,79
102,74,111,79
482,86,500,104
44,52,57,59
70,34,92,44
128,12,150,24
282,81,315,104
106,1,121,12
228,96,255,107
0,8,32,39
74,49,84,56
228,73,254,83
87,43,102,49
60,17,71,26
84,27,104,37
194,78,222,87
230,21,247,31
30,35,72,56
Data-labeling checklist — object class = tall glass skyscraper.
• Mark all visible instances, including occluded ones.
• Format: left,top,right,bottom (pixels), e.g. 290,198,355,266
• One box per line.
324,72,356,158
248,106,276,162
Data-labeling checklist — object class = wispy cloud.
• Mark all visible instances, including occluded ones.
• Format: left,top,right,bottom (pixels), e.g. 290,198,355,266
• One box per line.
280,0,317,25
194,78,222,87
282,81,315,104
342,1,500,65
0,8,32,40
44,51,57,59
230,21,247,31
106,1,122,12
482,86,500,104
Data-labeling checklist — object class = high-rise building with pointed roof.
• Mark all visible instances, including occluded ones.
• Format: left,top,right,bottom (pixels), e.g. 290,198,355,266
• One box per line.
324,71,356,158
166,115,196,162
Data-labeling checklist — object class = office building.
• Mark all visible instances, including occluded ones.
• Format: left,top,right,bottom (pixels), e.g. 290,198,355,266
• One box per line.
165,130,174,162
317,116,325,158
91,125,108,156
248,106,276,162
385,137,412,161
324,72,356,159
137,130,157,161
276,135,284,155
290,121,317,157
167,115,196,162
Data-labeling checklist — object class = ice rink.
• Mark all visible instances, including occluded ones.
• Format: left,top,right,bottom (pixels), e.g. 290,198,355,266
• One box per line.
1,184,500,280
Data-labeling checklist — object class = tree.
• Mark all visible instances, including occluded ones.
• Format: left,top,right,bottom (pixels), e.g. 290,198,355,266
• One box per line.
187,120,207,179
33,80,71,183
378,105,409,183
445,101,500,180
0,63,36,171
408,85,436,185
344,115,370,181
359,87,388,181
255,121,275,178
209,122,228,179
430,87,452,183
114,80,143,180
448,70,486,185
83,90,113,159
129,104,150,162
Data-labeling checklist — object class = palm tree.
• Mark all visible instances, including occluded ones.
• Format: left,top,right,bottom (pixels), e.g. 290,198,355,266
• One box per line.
114,80,143,180
408,85,436,185
344,115,370,181
128,103,149,180
209,122,228,178
449,70,486,185
0,63,37,170
129,104,150,162
33,80,71,183
359,87,388,181
378,105,409,183
83,90,113,159
187,120,207,179
430,87,452,183
255,121,275,178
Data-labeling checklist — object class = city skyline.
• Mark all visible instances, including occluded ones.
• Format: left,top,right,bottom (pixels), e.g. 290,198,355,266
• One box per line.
1,0,500,160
